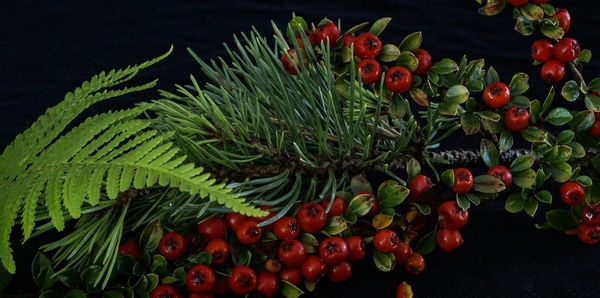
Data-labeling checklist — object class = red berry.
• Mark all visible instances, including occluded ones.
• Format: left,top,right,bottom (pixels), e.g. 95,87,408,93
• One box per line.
505,106,530,132
273,216,300,240
385,66,413,93
264,257,283,273
118,239,140,260
393,241,412,266
577,223,600,244
255,271,278,298
412,49,432,76
278,267,303,285
345,236,366,261
151,284,180,298
588,121,600,138
319,236,349,265
507,0,528,6
213,277,229,295
204,239,229,265
228,266,257,295
313,21,341,47
321,196,347,217
436,229,464,252
296,202,327,233
405,252,425,274
236,220,262,245
560,181,585,206
356,58,382,85
186,265,216,294
554,38,580,63
483,82,511,109
281,49,302,75
409,174,433,200
437,200,469,230
301,255,328,282
452,168,473,194
531,40,554,63
225,213,248,232
158,232,187,261
327,260,352,282
295,30,316,49
188,293,213,298
540,60,565,83
582,205,600,225
373,229,400,253
487,165,513,187
354,32,382,59
552,8,571,33
396,282,413,298
278,239,306,268
531,0,548,4
197,217,226,240
253,206,276,231
342,35,356,48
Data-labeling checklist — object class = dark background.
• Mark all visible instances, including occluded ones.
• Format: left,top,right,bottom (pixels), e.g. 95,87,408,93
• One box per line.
1,0,600,297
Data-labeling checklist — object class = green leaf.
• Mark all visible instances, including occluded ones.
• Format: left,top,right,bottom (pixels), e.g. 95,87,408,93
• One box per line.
486,66,500,85
588,78,600,92
395,51,419,72
546,209,578,231
59,269,82,288
456,193,470,211
514,16,534,36
546,107,573,126
540,3,555,15
540,17,564,39
549,162,572,183
461,113,480,135
430,58,459,74
187,252,212,266
561,80,580,102
81,265,102,285
499,130,513,152
529,99,541,124
369,17,392,35
32,252,55,290
513,168,536,188
505,193,524,213
343,22,369,35
541,86,555,115
375,180,409,208
378,44,401,62
478,0,506,16
480,139,499,168
65,289,87,298
398,32,422,52
324,216,347,235
280,280,304,298
441,169,455,188
535,190,552,204
523,196,539,217
373,251,396,272
472,175,505,194
467,193,481,206
444,85,470,104
520,3,544,21
103,290,124,298
584,94,600,112
578,49,592,63
139,220,163,254
585,183,600,206
406,158,421,182
510,95,531,108
476,111,501,122
569,110,595,132
520,127,546,143
347,193,375,217
351,175,373,194
415,230,437,255
413,202,431,215
575,176,593,187
508,73,529,97
509,155,535,173
556,130,575,145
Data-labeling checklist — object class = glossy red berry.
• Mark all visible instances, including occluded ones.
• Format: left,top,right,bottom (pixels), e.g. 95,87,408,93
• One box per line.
451,168,473,194
273,216,300,240
560,181,585,206
552,8,571,33
396,282,413,298
204,239,229,265
342,35,356,48
437,200,469,230
327,260,352,282
118,239,140,260
197,217,226,241
255,271,278,298
582,205,600,225
487,165,513,187
158,232,187,261
409,174,433,200
354,32,382,59
357,58,382,85
228,266,257,295
281,49,302,75
313,21,341,47
373,229,400,253
405,252,425,274
505,106,530,132
264,257,283,273
393,241,412,266
540,60,565,83
507,0,528,6
278,267,303,285
301,255,328,282
483,82,511,109
588,121,600,138
436,229,464,252
236,220,262,245
253,206,276,231
321,196,347,217
531,40,554,63
577,223,600,244
345,236,366,261
295,30,316,49
385,66,413,93
187,265,216,294
319,236,349,265
554,38,580,63
151,284,180,298
225,212,248,232
278,239,306,268
412,49,432,76
296,202,327,233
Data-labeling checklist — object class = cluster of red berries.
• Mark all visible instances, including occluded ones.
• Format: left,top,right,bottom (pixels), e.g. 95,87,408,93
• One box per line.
481,80,530,132
558,181,600,245
532,37,580,84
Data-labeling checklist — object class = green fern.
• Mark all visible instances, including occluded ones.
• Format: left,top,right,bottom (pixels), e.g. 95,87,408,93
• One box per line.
0,46,265,274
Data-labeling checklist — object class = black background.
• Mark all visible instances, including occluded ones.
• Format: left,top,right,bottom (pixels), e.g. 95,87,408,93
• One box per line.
2,0,600,297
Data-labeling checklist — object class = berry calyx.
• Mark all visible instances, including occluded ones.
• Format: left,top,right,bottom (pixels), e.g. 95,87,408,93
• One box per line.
505,106,530,132
357,58,382,85
506,0,528,6
319,236,349,265
204,239,229,265
278,267,303,285
327,260,352,282
273,216,300,240
345,235,366,261
236,220,263,245
531,40,554,63
540,60,565,83
354,32,382,59
313,21,341,47
577,223,600,245
451,168,473,194
158,232,187,261
278,239,307,268
186,265,216,294
296,202,327,233
321,196,347,217
552,8,571,33
405,252,425,274
255,271,278,298
483,82,511,109
487,165,512,187
437,200,469,230
301,255,328,282
118,239,140,260
436,229,464,252
228,266,257,295
385,66,413,93
373,229,400,253
582,205,600,225
560,181,585,206
342,35,356,48
225,212,248,232
197,217,226,240
554,38,580,63
151,284,180,298
412,49,432,76
588,121,600,138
